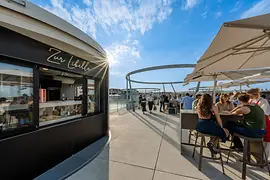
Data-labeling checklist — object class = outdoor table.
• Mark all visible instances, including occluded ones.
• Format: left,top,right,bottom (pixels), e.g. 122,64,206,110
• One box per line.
180,110,242,151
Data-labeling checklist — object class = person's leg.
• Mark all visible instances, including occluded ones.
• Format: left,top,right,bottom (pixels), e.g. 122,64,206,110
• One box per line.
196,120,226,154
162,102,164,111
149,102,153,112
264,142,270,162
224,121,244,149
160,102,164,111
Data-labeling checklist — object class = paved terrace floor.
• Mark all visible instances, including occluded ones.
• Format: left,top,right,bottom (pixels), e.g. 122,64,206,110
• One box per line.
67,109,270,180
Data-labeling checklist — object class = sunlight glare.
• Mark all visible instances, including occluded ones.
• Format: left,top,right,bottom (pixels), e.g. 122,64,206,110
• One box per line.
105,50,119,67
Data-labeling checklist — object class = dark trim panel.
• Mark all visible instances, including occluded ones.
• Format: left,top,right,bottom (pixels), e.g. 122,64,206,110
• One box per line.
0,114,108,180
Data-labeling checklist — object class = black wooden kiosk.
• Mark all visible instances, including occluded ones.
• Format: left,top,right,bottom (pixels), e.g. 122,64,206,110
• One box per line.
0,1,109,179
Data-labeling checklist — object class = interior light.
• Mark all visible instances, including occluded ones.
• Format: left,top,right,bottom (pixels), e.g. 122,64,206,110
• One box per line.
42,68,48,71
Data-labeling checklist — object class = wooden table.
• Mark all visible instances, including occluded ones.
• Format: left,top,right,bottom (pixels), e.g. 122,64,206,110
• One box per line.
180,110,242,151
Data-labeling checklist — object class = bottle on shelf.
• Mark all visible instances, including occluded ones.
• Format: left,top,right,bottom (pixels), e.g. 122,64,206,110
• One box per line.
62,93,66,101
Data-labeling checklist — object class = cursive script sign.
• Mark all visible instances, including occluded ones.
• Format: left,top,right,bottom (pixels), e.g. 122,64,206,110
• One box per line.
47,48,92,72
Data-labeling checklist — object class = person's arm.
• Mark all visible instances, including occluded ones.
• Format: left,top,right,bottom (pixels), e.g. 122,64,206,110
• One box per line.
214,103,220,113
212,106,223,128
259,99,270,115
231,106,250,117
231,106,241,113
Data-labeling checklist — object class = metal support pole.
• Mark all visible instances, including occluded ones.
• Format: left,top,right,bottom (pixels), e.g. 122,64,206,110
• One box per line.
163,84,166,93
195,82,201,95
126,78,129,100
171,83,176,94
128,76,135,112
240,84,242,92
213,75,217,104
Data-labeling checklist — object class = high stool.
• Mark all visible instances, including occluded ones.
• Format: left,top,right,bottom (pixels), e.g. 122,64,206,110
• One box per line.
188,130,193,144
192,132,225,174
226,133,270,179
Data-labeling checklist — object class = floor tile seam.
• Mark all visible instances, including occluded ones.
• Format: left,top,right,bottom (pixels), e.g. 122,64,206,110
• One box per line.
151,113,168,180
109,126,132,142
96,157,155,171
154,169,206,180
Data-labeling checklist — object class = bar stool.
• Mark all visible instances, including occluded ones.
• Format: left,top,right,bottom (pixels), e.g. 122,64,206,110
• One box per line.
188,130,193,144
192,132,225,174
226,133,270,179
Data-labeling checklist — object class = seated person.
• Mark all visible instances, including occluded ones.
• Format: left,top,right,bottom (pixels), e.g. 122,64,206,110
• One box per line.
226,93,266,151
192,92,202,111
215,94,234,113
196,94,229,154
232,92,240,107
182,93,194,110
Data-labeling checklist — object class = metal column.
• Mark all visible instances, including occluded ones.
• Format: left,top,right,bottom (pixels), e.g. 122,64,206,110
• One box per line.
163,84,166,93
213,75,217,103
195,81,201,95
128,76,135,112
171,83,176,94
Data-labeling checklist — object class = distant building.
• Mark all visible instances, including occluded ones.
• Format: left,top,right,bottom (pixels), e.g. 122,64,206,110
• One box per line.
109,88,123,95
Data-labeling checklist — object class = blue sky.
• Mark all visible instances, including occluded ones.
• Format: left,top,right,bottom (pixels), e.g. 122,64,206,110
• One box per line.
30,0,270,92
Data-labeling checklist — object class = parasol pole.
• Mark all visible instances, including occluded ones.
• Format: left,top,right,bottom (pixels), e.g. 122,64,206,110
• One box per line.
213,75,217,104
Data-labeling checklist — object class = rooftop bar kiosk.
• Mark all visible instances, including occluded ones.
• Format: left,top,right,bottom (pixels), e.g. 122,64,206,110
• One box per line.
0,1,109,179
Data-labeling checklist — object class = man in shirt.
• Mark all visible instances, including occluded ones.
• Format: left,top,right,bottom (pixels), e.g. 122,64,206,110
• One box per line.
159,92,166,112
216,93,220,103
182,93,194,110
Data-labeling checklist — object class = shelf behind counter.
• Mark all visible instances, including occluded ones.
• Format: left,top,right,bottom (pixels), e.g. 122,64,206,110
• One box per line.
39,100,82,108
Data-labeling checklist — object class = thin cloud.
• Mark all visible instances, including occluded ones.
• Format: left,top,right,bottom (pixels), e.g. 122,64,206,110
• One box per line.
110,71,125,77
42,0,174,39
105,40,140,68
82,0,91,6
201,11,208,18
241,0,270,19
182,0,200,10
230,0,243,13
215,11,222,19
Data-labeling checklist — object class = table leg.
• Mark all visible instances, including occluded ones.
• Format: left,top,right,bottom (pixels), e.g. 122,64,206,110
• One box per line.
247,141,250,163
198,136,204,171
242,139,248,180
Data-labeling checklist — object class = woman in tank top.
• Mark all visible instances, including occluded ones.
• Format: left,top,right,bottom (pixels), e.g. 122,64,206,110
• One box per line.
226,93,266,151
196,94,229,154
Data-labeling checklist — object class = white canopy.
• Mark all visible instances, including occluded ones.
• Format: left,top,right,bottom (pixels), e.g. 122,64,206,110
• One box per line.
243,70,270,80
184,68,270,103
219,78,270,88
193,13,270,74
184,68,270,83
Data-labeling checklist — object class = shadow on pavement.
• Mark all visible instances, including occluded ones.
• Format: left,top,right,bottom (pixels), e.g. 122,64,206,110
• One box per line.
181,136,269,180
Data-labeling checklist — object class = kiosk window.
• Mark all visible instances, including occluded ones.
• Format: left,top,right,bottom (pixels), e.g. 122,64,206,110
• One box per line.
0,62,33,132
39,68,83,125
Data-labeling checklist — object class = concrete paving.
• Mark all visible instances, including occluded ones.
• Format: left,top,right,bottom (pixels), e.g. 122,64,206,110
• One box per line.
67,109,270,180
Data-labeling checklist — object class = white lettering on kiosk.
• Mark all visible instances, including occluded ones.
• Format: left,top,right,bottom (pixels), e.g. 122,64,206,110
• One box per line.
47,48,91,72
47,48,66,64
68,57,91,71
